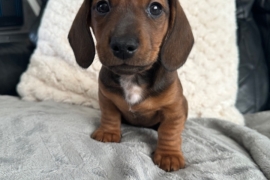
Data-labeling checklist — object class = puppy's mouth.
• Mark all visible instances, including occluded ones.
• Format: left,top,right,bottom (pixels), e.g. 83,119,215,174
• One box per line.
109,64,152,75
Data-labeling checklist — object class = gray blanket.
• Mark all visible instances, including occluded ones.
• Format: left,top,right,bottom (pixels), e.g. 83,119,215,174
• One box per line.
0,96,269,180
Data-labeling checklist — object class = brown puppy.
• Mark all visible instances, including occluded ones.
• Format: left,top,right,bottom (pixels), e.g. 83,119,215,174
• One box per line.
68,0,194,172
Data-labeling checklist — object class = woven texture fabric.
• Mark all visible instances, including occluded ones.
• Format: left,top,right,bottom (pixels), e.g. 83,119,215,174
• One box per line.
17,0,244,124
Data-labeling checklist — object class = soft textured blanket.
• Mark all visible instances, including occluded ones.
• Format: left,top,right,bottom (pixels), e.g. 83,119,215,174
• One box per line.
0,96,269,180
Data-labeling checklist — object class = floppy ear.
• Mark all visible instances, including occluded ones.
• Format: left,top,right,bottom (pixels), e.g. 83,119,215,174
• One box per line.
160,0,194,71
68,0,95,69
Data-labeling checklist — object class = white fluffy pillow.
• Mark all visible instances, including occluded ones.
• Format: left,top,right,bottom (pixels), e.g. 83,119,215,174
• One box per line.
17,0,244,124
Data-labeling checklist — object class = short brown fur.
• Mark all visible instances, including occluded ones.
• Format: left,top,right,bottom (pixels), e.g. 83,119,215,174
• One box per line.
68,0,194,172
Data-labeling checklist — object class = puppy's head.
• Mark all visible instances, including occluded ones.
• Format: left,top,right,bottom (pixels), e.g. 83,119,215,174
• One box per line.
68,0,194,75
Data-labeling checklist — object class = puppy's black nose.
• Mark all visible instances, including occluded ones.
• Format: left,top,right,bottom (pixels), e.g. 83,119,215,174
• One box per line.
110,36,139,60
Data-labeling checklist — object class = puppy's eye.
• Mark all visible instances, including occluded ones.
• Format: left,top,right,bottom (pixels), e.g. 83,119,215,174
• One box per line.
96,1,110,14
149,2,163,16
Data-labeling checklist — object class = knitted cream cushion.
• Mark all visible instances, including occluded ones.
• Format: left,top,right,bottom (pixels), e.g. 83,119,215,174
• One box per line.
17,0,244,124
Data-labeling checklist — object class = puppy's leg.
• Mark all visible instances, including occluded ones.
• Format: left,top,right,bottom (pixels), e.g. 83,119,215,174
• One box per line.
153,97,187,171
91,89,121,143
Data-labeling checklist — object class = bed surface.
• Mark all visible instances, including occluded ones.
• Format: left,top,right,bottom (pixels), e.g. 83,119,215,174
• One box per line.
0,96,269,180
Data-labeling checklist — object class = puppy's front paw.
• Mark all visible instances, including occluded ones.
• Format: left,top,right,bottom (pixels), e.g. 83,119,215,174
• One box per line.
91,128,121,143
153,150,185,172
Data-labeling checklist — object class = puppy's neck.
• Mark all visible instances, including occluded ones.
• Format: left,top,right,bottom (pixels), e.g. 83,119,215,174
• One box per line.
99,63,177,105
120,75,143,105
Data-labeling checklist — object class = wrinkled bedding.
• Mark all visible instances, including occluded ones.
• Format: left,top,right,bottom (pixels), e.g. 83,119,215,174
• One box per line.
0,96,269,180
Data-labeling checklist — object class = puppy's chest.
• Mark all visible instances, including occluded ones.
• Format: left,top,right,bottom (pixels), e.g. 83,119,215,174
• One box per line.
120,76,144,105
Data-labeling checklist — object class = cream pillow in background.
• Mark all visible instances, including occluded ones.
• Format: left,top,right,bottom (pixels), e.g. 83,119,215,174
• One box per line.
17,0,244,125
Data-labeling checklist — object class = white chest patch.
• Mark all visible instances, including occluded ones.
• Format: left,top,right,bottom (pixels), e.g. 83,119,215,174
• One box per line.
120,76,143,105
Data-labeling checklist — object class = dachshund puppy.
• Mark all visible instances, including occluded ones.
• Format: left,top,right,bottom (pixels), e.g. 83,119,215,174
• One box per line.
68,0,194,172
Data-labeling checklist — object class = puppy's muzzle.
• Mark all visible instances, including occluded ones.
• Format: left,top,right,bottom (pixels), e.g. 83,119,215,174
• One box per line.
110,35,139,60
